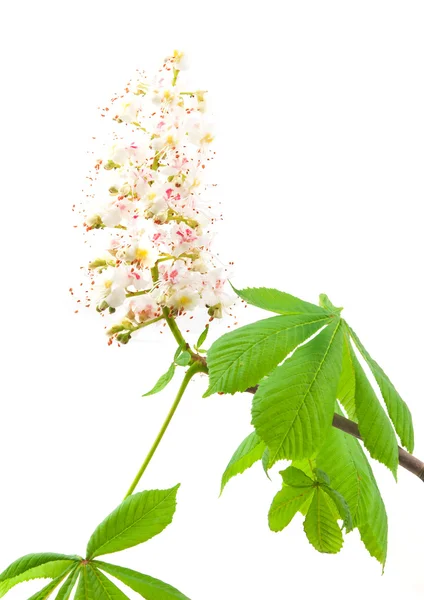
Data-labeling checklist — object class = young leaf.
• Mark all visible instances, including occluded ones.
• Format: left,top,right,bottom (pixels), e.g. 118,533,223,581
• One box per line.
143,363,176,396
0,554,79,598
231,286,330,316
94,561,191,600
337,331,357,420
269,484,315,532
175,351,191,367
86,485,180,559
204,313,332,396
221,431,266,493
196,324,209,349
348,325,414,452
280,466,314,488
27,565,75,600
252,319,344,464
303,488,343,554
88,566,130,599
56,567,81,600
321,486,353,532
351,350,398,478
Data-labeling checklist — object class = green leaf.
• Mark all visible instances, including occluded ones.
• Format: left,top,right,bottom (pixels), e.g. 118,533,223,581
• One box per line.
252,319,344,464
86,485,180,559
280,466,314,488
337,330,357,420
88,566,130,599
56,567,81,600
321,486,353,532
349,325,414,452
195,325,209,349
350,350,398,478
315,469,330,486
175,351,191,367
316,411,388,564
318,294,343,314
303,488,343,554
316,416,374,527
143,363,176,396
358,487,388,568
269,483,315,532
204,313,332,396
232,286,330,316
221,431,266,493
0,554,80,598
74,566,91,600
95,561,191,600
261,447,270,476
27,565,75,600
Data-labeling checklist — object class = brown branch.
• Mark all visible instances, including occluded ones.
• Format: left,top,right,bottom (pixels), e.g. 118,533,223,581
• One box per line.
245,385,424,482
332,413,424,482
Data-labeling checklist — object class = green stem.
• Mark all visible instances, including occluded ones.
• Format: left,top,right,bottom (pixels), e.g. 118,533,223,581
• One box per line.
150,264,194,354
162,306,191,352
123,362,205,499
132,315,164,332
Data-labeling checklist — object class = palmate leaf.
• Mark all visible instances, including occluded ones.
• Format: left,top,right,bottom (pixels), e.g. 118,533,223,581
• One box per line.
350,350,398,478
204,312,333,396
0,553,80,598
252,319,344,464
0,488,190,599
220,431,266,493
231,286,331,316
348,325,414,452
303,488,343,554
95,561,191,600
86,485,180,559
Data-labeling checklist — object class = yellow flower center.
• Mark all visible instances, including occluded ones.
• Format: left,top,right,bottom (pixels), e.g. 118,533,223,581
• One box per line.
173,50,184,61
178,295,191,306
200,133,214,144
135,248,149,261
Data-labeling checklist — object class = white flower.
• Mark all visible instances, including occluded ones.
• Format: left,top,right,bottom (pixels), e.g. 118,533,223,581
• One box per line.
151,127,181,152
172,50,189,71
128,295,160,323
95,266,127,308
166,288,200,312
116,94,141,123
186,115,215,147
123,236,159,268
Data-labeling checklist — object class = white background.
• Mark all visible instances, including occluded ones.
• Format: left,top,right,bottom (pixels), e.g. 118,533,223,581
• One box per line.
1,1,423,599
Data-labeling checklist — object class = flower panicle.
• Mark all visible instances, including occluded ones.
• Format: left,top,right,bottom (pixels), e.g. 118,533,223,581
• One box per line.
78,52,235,344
